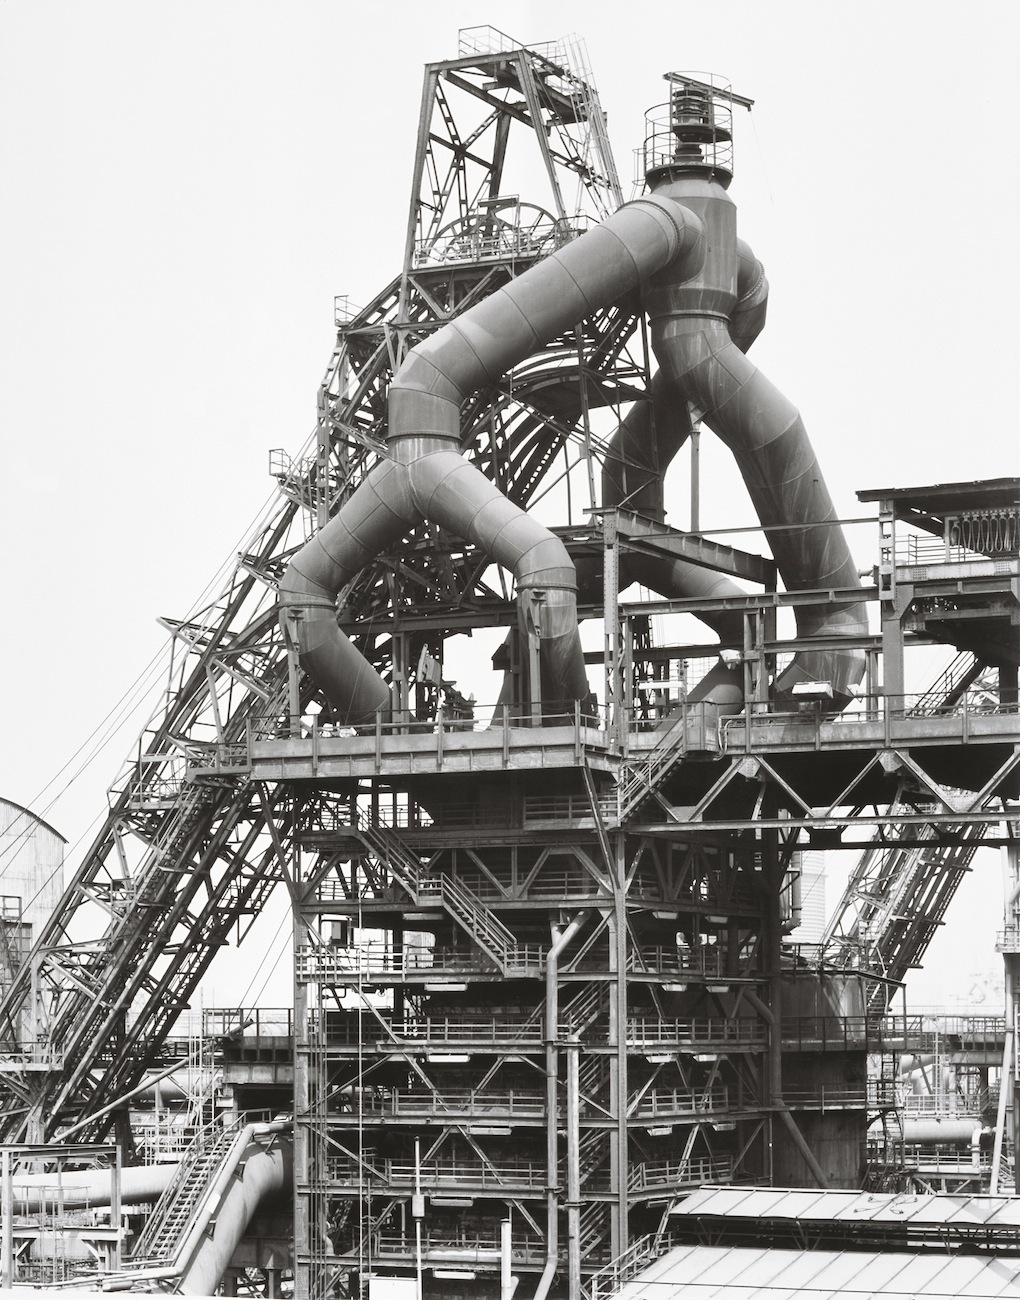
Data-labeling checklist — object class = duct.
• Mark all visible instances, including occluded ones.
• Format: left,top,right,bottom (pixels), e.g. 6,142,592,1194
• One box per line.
12,1126,290,1296
644,174,868,701
174,1125,291,1295
595,238,767,645
596,371,747,651
282,170,865,717
10,1161,176,1212
280,196,706,722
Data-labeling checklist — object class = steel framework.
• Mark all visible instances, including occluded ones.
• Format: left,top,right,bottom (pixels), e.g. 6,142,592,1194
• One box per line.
0,27,1017,1300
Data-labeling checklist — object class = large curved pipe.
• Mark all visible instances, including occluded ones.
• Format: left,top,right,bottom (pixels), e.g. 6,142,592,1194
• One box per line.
176,1128,291,1295
282,173,865,717
643,175,868,699
280,197,706,722
589,240,768,712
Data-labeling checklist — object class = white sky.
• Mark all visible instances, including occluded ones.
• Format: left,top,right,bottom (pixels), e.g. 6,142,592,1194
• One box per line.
1,0,1017,1008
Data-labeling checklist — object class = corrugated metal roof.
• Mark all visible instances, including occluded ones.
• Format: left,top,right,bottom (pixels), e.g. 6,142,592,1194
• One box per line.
671,1185,1020,1228
619,1245,1020,1297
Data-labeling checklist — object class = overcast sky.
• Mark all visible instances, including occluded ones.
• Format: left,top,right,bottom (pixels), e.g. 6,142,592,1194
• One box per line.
1,0,1017,1007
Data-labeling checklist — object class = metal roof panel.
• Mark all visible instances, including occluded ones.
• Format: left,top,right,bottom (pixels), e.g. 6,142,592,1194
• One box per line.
621,1245,1020,1298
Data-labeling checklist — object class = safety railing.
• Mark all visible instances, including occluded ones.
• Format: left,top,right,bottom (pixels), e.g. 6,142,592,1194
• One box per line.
783,1083,882,1109
374,1228,546,1265
896,511,1020,566
249,701,612,744
228,688,1020,779
384,1017,546,1047
296,942,545,982
891,1144,991,1169
378,1088,546,1118
720,691,1019,755
628,1155,734,1192
202,1007,294,1039
781,1016,886,1050
999,928,1020,953
414,215,582,268
584,1234,661,1300
879,1013,1007,1039
384,1156,546,1191
623,1017,767,1048
631,1086,730,1118
627,945,727,978
900,1095,982,1117
458,24,561,61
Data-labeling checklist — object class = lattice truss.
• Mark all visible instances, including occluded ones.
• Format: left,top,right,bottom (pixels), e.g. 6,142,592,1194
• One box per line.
0,31,646,1142
820,663,1020,1012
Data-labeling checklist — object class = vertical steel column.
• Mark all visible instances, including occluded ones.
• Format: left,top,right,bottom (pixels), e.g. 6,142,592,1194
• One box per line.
566,1044,581,1294
1,1148,11,1289
997,840,1020,1193
536,915,586,1300
292,796,313,1300
609,836,629,1258
603,512,622,741
876,497,910,703
761,823,783,1184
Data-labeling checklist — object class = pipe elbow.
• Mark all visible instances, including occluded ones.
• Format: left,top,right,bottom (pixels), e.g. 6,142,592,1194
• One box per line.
730,238,769,353
387,196,705,448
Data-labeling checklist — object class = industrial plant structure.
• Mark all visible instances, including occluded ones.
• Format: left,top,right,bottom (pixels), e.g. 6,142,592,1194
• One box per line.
1,26,1018,1300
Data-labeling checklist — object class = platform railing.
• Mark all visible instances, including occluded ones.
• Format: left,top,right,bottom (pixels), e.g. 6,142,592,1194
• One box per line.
631,1085,730,1117
296,942,546,982
373,1228,546,1265
326,1155,548,1191
780,1015,887,1050
385,1016,546,1046
202,1007,294,1039
878,1143,990,1170
628,1155,735,1192
211,688,1020,772
623,1016,767,1048
371,1088,546,1118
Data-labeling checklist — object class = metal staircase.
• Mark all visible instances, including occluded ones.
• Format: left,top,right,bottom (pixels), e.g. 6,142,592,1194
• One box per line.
579,1201,609,1262
908,652,984,716
560,984,606,1039
823,819,986,1013
578,1130,607,1186
356,819,526,975
418,873,522,975
355,819,424,900
614,715,688,823
129,1123,241,1269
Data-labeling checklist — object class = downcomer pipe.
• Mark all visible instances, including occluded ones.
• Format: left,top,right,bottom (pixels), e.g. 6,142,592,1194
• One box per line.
281,170,867,716
280,197,706,722
641,174,868,699
175,1125,291,1295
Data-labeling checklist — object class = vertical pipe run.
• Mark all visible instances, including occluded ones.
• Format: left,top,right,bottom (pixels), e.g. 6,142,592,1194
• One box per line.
535,914,587,1300
566,1046,581,1296
1,1148,12,1290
